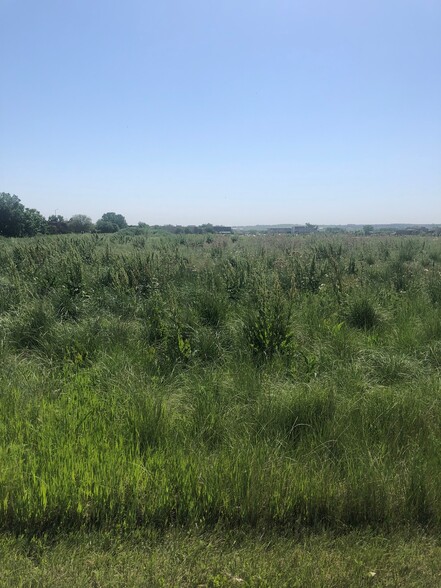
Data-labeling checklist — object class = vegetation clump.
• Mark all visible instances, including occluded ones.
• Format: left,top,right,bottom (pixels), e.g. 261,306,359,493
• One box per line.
0,232,440,543
347,298,380,330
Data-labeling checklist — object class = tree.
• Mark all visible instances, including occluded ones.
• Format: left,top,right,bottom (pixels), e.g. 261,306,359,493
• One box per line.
363,225,374,236
0,193,27,236
99,212,127,230
0,193,46,237
68,214,94,233
95,218,119,233
23,208,47,235
47,214,69,234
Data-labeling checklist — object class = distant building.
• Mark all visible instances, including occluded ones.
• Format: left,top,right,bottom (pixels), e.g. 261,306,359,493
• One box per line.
267,225,319,235
394,227,430,236
212,226,233,234
293,225,318,234
267,227,293,234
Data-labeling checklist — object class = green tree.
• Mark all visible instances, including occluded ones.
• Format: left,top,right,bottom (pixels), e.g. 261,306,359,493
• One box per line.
100,212,127,230
363,225,374,236
47,215,69,234
23,208,47,235
0,193,46,237
0,193,26,236
95,218,119,233
68,214,94,233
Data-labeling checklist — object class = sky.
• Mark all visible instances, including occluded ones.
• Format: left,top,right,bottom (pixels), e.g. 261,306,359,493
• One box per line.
1,0,440,226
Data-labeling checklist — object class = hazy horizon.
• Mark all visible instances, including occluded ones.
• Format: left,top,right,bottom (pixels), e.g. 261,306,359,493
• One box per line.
1,0,440,226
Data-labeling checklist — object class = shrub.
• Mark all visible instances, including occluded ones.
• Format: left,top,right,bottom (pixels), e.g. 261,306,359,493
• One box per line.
9,301,54,350
427,271,441,304
243,276,293,361
196,289,228,328
347,298,380,330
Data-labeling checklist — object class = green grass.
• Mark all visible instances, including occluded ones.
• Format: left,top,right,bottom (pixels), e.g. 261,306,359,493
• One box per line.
0,233,440,578
1,529,440,587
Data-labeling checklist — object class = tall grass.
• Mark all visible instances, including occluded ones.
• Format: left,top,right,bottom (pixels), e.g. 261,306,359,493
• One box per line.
0,233,440,534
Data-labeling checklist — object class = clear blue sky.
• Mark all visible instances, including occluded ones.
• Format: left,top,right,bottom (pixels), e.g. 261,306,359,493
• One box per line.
1,0,440,225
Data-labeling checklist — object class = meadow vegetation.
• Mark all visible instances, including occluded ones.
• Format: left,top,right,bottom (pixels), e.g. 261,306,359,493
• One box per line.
0,232,440,583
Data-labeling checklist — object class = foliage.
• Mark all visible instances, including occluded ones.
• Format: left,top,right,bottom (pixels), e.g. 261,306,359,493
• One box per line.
68,214,94,233
2,530,441,587
0,193,27,236
47,214,69,234
346,298,380,330
95,218,119,233
243,274,294,361
22,208,47,235
97,211,127,232
0,232,440,539
0,193,47,237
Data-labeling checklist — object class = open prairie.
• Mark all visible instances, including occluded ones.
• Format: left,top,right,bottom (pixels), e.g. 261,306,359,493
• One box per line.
1,232,440,585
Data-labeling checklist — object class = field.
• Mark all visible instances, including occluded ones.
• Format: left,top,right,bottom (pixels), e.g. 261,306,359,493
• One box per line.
1,232,441,585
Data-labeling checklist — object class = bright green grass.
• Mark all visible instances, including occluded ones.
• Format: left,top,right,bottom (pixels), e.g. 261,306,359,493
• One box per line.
0,233,440,537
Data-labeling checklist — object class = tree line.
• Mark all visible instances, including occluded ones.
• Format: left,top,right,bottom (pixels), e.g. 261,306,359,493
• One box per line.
0,193,235,238
0,193,127,237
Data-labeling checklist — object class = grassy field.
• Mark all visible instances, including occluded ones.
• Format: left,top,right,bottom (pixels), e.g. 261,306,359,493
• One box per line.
0,232,440,584
1,529,440,587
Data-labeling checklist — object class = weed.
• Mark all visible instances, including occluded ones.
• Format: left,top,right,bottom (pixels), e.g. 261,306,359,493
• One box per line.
346,298,380,330
0,232,440,536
